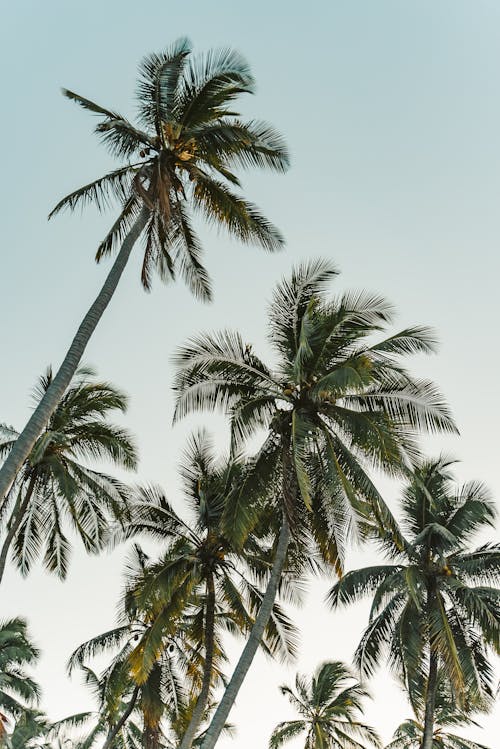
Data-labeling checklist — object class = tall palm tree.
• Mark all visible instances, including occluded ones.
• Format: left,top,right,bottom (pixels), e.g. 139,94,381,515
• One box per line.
0,36,289,505
67,523,293,749
0,367,137,583
0,619,40,726
109,430,297,749
173,259,456,749
328,457,500,749
269,661,381,749
66,543,194,749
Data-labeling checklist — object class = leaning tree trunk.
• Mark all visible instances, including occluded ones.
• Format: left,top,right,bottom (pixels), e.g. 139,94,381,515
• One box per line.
0,473,37,585
179,574,216,749
421,648,438,749
200,515,290,749
102,685,140,749
0,207,149,504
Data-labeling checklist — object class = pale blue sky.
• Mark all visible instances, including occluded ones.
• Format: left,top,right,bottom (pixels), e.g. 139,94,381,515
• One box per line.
1,1,500,746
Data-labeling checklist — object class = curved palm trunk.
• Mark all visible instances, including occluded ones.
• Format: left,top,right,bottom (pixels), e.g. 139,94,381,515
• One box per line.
0,207,149,504
102,685,140,749
421,649,438,749
180,574,216,749
200,515,290,749
0,474,37,585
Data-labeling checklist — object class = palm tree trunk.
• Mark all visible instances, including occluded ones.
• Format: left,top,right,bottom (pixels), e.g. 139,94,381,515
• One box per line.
0,206,149,504
421,649,438,749
144,725,162,749
200,514,290,749
180,574,216,749
0,474,37,585
102,685,140,749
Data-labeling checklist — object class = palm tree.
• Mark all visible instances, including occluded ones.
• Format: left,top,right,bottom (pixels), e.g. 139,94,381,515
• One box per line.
65,542,192,749
386,721,490,749
328,457,500,749
52,665,144,749
386,668,492,749
173,258,456,749
3,708,53,749
0,618,40,726
104,430,297,749
0,367,137,582
0,36,289,505
67,535,271,749
57,658,235,749
269,661,381,749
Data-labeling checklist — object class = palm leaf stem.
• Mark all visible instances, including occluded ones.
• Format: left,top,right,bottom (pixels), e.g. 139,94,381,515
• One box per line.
0,206,149,506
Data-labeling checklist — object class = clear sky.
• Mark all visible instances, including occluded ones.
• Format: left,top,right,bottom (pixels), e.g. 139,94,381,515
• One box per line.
1,0,500,746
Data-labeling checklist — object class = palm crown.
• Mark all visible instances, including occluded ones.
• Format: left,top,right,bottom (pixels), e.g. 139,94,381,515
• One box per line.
386,720,490,749
174,259,456,544
0,367,137,580
386,671,492,749
3,708,53,749
330,458,500,701
269,661,381,749
50,37,289,298
0,618,40,726
328,456,500,738
120,431,297,683
51,664,145,749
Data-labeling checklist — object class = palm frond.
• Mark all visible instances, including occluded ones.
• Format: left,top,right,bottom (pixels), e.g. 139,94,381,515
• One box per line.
137,37,192,129
177,47,254,128
49,165,138,218
192,173,284,251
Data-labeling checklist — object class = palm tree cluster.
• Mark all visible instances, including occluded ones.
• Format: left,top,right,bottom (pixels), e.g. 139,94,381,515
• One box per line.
329,457,500,749
1,35,499,749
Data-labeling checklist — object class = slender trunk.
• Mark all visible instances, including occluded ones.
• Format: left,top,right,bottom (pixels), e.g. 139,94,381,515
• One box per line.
422,576,439,749
0,474,37,585
0,206,149,504
179,574,216,749
102,685,140,749
200,515,290,749
421,648,438,749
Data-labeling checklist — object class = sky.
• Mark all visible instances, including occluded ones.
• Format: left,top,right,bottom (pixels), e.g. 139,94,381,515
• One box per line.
1,0,500,746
